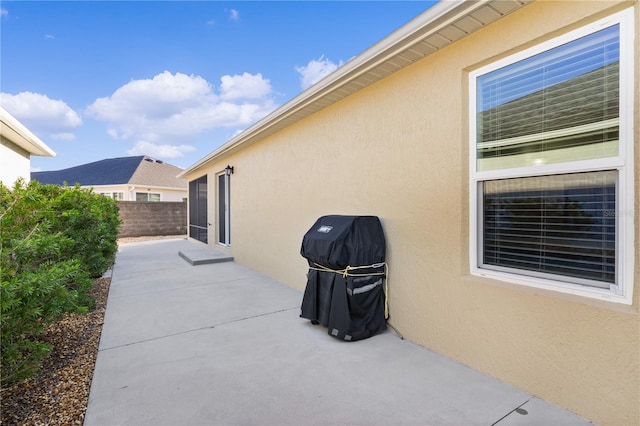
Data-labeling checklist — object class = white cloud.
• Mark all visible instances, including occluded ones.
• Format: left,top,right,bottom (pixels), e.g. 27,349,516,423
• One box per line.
220,72,271,100
51,133,75,141
87,70,277,159
0,91,82,139
295,55,343,90
1,8,8,17
127,141,196,159
88,71,215,125
107,128,119,139
229,9,239,21
44,34,55,40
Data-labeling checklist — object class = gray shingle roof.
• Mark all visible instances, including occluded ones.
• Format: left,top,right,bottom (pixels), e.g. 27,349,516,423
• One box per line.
129,157,187,188
31,156,186,189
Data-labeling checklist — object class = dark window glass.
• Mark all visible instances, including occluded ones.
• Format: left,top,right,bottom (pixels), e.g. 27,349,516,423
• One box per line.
482,171,616,287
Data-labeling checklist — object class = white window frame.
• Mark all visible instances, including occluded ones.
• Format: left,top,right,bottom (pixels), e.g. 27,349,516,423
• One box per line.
98,191,124,200
136,192,161,202
469,9,634,304
217,171,231,247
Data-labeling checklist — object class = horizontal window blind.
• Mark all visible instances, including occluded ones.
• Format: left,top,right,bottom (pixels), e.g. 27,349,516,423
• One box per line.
476,25,619,171
482,171,616,287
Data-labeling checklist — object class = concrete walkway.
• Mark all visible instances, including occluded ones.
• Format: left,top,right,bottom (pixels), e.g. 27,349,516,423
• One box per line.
85,239,591,425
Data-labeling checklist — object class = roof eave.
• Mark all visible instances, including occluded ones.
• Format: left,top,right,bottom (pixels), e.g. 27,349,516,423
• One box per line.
179,0,531,178
0,107,56,157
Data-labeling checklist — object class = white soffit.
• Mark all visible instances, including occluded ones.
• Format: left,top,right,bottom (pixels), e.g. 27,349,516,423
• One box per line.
181,0,532,177
0,106,56,157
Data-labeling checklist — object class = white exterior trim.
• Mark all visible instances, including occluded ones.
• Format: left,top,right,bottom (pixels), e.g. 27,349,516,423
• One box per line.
0,107,55,157
179,0,532,178
468,8,635,305
216,171,231,247
87,184,186,202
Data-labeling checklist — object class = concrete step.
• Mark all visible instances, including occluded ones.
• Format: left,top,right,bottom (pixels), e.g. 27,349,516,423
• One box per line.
178,247,233,265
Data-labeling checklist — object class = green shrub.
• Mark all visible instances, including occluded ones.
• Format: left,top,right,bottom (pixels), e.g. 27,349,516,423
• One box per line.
0,179,120,386
50,183,120,278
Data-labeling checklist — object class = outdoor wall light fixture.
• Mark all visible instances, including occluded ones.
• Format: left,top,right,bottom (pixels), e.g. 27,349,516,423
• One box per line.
225,165,234,175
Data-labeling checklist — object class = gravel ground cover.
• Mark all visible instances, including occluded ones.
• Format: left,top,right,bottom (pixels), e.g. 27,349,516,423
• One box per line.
1,276,111,425
1,236,182,425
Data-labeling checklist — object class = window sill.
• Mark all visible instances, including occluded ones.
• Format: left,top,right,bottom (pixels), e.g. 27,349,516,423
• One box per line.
467,268,635,311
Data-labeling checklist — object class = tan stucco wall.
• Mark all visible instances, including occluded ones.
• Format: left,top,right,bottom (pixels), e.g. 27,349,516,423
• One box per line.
0,137,31,186
185,1,639,424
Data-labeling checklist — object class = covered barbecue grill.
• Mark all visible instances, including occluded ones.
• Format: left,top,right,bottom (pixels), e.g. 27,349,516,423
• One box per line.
300,215,387,341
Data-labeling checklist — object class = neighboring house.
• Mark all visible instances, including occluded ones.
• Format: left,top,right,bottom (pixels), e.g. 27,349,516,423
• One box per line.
0,106,56,186
180,1,638,425
32,156,187,201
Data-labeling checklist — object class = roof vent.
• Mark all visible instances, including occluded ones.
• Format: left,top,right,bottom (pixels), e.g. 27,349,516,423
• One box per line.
144,158,153,162
156,160,163,164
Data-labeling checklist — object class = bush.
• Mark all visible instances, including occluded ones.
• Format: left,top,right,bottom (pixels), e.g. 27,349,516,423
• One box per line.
0,179,120,386
50,182,120,278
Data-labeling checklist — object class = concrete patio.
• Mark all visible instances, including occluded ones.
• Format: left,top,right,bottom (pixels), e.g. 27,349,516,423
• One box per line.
85,238,592,425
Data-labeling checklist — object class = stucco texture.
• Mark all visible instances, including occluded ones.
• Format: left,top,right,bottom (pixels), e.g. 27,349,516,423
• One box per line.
185,1,639,424
0,137,30,186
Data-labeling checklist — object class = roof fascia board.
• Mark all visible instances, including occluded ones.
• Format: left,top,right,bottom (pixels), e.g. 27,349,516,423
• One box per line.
179,0,502,178
0,107,56,157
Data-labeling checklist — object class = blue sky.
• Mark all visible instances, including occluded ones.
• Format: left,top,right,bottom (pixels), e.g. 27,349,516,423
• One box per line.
1,1,436,172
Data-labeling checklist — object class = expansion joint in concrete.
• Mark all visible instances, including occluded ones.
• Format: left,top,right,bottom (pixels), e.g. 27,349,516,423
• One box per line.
99,306,300,352
491,398,532,426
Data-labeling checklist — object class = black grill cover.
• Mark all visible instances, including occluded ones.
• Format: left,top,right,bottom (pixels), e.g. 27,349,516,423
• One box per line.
300,215,387,341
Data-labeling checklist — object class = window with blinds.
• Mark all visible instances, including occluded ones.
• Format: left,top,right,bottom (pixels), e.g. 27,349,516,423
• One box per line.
482,171,616,287
470,9,634,302
476,25,619,172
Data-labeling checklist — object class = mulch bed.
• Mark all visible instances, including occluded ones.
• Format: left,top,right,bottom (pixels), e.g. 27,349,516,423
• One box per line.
1,276,111,425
